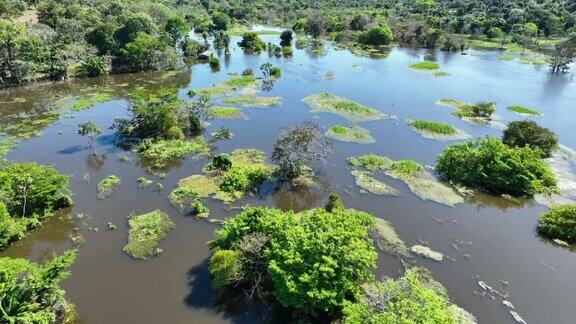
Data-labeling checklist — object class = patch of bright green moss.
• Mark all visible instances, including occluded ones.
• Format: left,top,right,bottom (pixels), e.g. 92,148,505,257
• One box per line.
326,125,375,144
406,119,470,141
302,92,389,122
123,210,174,260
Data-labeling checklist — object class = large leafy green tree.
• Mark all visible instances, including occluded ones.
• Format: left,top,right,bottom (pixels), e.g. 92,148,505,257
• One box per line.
0,251,76,323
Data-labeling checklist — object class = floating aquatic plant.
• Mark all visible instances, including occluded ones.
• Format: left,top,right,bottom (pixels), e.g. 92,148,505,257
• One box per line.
136,138,209,169
407,119,470,141
222,95,282,107
411,245,443,261
507,105,541,116
209,106,246,119
351,170,400,196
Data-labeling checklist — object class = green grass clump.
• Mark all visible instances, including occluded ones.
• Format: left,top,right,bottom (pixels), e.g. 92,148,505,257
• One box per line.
169,186,199,212
137,138,208,169
538,204,576,243
389,160,423,177
325,125,376,144
409,61,440,70
210,106,246,119
97,175,121,199
507,105,541,116
222,95,282,107
348,155,392,171
123,210,174,260
302,93,388,122
407,120,457,135
224,75,257,87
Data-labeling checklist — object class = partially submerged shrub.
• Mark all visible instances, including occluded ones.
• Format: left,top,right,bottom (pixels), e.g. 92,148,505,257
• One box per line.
324,193,344,212
211,154,232,171
191,199,209,217
209,249,243,289
502,120,558,157
208,57,220,69
538,204,576,242
358,24,393,46
436,137,557,197
272,121,333,180
97,175,121,199
136,138,208,169
169,186,198,212
238,32,266,52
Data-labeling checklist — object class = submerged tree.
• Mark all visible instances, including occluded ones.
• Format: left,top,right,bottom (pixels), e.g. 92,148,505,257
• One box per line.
280,30,293,46
502,120,558,157
77,121,102,156
550,33,575,73
187,94,213,134
272,121,332,181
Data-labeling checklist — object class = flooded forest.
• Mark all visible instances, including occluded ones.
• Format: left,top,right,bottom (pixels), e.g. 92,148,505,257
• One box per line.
1,0,576,323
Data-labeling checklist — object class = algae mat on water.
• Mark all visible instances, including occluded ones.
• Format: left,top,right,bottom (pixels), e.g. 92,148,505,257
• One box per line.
123,210,174,260
196,75,259,96
348,155,464,207
302,93,390,122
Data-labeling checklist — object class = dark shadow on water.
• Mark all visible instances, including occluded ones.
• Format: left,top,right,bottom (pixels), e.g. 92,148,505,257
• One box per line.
57,145,89,155
185,260,257,323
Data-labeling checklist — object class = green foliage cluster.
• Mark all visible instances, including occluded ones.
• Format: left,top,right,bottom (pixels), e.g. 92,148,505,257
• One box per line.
238,32,266,52
0,0,193,85
436,137,557,197
97,175,121,199
219,165,268,194
191,199,209,217
342,268,464,323
0,162,72,249
208,206,377,313
358,24,393,46
407,120,457,135
0,251,77,323
123,210,174,260
538,204,576,242
502,120,558,157
136,138,208,169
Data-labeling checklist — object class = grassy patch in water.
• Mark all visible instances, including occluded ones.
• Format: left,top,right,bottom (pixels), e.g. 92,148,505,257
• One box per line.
169,186,199,212
406,119,470,141
435,98,495,120
97,175,121,199
136,138,209,169
507,105,541,116
0,138,18,157
0,109,60,139
123,210,174,260
407,120,456,135
222,95,282,107
349,155,464,207
210,106,246,120
197,76,258,96
409,61,439,70
68,92,114,111
226,25,282,36
302,92,388,122
352,170,400,196
173,149,272,203
326,125,375,144
372,218,409,257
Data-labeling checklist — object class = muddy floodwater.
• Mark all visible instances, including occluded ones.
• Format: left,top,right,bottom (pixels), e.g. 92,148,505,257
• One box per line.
2,32,576,324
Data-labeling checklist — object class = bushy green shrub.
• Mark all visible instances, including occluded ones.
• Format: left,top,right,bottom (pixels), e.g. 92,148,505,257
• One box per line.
208,207,376,313
487,27,504,39
502,120,558,157
212,154,232,171
238,32,266,52
208,249,243,289
538,204,576,242
191,199,209,217
358,25,393,46
436,137,557,197
208,57,220,69
79,56,107,77
219,166,266,194
280,30,293,46
468,102,495,118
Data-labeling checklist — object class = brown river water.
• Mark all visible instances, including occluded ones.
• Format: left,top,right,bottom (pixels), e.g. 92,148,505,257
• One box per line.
1,33,576,323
